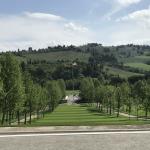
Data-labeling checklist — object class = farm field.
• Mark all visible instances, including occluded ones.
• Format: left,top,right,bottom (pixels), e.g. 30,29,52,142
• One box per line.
124,63,150,71
123,55,150,63
31,104,150,126
105,66,143,78
23,51,90,63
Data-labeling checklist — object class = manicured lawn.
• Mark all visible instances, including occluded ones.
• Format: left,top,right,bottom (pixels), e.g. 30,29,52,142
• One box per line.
105,66,143,78
122,106,150,118
66,90,80,96
124,62,150,71
31,104,150,126
123,55,150,63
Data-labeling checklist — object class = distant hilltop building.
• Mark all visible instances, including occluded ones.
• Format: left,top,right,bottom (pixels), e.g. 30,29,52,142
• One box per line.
28,47,33,52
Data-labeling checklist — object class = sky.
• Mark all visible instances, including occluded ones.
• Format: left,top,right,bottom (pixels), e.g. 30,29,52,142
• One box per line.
0,0,150,50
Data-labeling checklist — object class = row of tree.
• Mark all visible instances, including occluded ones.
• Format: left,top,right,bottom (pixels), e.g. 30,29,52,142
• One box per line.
0,53,66,125
80,77,150,119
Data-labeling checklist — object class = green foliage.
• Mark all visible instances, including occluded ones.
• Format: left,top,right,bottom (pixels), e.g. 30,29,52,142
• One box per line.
80,78,95,103
0,53,25,125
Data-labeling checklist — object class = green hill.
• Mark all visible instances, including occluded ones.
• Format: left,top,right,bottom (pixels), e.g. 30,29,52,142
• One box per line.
105,66,143,78
22,51,90,63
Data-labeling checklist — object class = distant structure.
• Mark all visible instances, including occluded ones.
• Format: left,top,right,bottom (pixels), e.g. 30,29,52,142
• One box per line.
28,47,33,52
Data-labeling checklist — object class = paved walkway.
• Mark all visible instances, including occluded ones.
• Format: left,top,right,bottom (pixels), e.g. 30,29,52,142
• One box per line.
1,129,150,150
118,112,136,118
11,115,37,125
0,125,150,134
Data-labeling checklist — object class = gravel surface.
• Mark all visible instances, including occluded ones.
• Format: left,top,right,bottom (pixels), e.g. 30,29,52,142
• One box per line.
0,132,150,150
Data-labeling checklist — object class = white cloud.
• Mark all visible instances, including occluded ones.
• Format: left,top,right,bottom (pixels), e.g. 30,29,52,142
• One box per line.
116,0,142,6
25,12,64,21
0,12,94,51
117,6,150,28
105,6,150,45
65,22,88,32
103,0,143,20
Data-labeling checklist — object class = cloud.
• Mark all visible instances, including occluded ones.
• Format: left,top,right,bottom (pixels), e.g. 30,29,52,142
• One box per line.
0,12,94,51
103,0,143,20
24,12,64,21
65,22,88,32
105,6,150,45
116,0,142,6
117,6,150,28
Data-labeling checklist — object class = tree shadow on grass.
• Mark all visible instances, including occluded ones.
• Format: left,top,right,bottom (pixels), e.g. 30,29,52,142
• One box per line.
87,107,121,119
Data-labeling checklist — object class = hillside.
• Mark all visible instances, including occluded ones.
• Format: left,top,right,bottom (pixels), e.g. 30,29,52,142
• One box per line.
11,44,150,80
22,51,90,63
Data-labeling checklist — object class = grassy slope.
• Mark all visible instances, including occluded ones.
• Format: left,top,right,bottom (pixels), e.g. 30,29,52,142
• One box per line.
23,51,90,63
105,66,143,78
123,55,150,63
124,63,150,71
66,90,80,96
31,104,150,126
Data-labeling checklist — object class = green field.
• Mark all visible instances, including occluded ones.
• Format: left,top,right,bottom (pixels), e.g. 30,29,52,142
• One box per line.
125,63,150,71
122,55,150,72
23,51,90,63
66,90,80,96
123,55,150,63
105,66,143,78
31,104,150,126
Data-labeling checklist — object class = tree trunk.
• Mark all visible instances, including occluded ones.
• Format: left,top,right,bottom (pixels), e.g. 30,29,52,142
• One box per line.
17,111,20,125
29,102,32,124
107,105,109,114
6,111,8,123
137,107,139,120
24,111,27,124
37,110,39,119
1,112,5,125
117,100,120,118
29,111,32,124
98,103,101,111
42,111,45,118
101,104,103,112
145,108,148,120
109,101,112,115
128,105,131,120
9,111,11,125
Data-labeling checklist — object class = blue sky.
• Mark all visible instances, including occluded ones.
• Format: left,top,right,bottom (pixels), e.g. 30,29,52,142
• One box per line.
0,0,150,50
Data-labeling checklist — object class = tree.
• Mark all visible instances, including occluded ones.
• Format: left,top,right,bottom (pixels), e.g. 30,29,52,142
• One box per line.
106,85,115,115
142,81,150,119
95,85,105,112
58,79,66,98
115,86,122,117
24,72,36,124
46,81,62,112
0,53,25,125
80,78,95,104
35,85,48,119
133,80,145,120
121,82,132,119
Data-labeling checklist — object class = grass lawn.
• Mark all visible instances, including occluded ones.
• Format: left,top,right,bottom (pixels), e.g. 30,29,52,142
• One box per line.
105,66,143,78
123,55,150,63
31,104,150,126
122,106,150,118
124,62,150,71
66,90,80,96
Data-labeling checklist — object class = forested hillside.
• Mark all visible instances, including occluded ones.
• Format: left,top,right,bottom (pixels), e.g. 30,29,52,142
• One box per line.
0,43,150,126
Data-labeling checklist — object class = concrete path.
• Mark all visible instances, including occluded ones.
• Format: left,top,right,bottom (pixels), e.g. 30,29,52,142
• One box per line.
0,125,150,134
11,114,37,125
119,112,136,118
1,130,150,150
